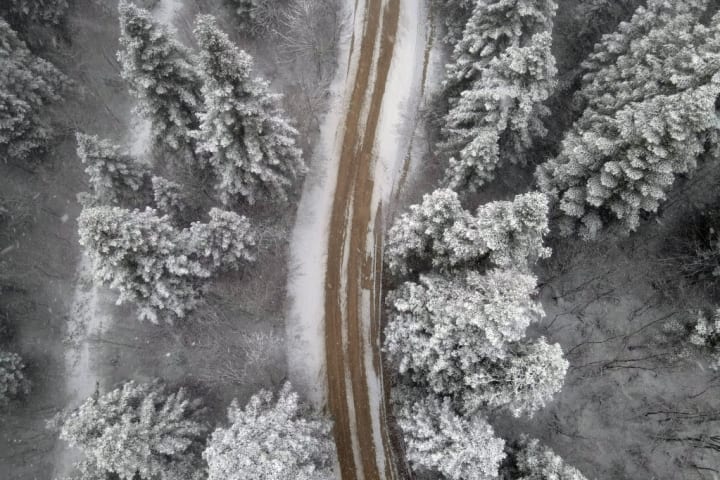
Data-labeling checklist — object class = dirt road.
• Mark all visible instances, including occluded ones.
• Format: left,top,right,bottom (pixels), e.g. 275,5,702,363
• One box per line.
324,0,401,479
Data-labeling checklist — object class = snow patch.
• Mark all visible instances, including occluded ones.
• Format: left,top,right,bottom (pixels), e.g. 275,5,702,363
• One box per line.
285,0,362,408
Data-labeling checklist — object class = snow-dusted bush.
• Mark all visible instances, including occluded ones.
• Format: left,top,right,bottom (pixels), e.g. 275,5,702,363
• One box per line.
440,33,557,190
0,350,30,407
118,1,202,153
78,206,256,323
537,0,720,238
193,15,305,206
385,270,566,417
0,18,68,161
76,133,150,206
151,176,187,222
57,381,206,480
0,0,68,27
395,392,506,480
204,383,335,480
514,436,588,480
689,308,720,370
384,189,550,278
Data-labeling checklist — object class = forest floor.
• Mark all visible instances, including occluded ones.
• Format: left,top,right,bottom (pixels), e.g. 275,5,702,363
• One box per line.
0,0,328,478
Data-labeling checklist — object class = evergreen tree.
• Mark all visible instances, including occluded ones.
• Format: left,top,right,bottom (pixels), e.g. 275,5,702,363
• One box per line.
385,270,566,417
76,133,150,206
0,18,68,161
193,15,305,206
394,392,506,480
0,0,68,28
118,0,203,153
57,381,206,480
78,205,256,323
384,189,550,279
514,436,588,480
203,383,335,480
441,33,557,190
0,350,30,407
444,0,557,94
537,1,720,238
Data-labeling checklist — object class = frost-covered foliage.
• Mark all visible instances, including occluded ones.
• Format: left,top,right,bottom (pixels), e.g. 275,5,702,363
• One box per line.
78,206,256,323
118,1,202,153
537,0,720,238
203,383,335,480
0,0,68,27
441,33,557,190
394,392,506,480
57,381,206,480
444,0,557,93
0,350,30,407
385,271,566,417
76,133,150,205
384,189,550,278
0,19,68,161
151,176,187,221
193,15,305,206
433,0,474,46
514,436,588,480
689,308,720,370
228,0,288,34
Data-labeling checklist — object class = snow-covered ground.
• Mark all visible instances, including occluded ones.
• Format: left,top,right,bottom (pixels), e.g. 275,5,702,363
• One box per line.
285,0,361,408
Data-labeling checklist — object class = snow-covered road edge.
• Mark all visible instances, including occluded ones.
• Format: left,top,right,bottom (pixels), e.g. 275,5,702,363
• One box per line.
285,0,363,409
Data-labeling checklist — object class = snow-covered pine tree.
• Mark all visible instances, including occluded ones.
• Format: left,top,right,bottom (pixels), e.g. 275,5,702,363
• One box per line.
76,133,150,206
193,15,305,206
441,33,557,190
118,0,203,154
384,189,550,279
513,435,588,480
394,391,506,480
384,269,567,417
203,383,335,480
444,0,557,95
0,350,30,407
151,176,188,222
57,381,206,480
0,18,68,161
77,205,256,323
537,1,720,238
0,0,68,28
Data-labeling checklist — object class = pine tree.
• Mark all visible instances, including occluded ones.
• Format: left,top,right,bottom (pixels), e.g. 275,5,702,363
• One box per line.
0,350,30,407
394,392,506,480
57,381,206,480
193,15,305,206
203,383,335,480
0,18,68,161
118,0,203,153
537,1,720,238
384,189,550,279
444,0,557,94
384,270,566,417
514,436,588,480
76,133,150,206
78,205,256,323
441,33,557,190
0,0,68,28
